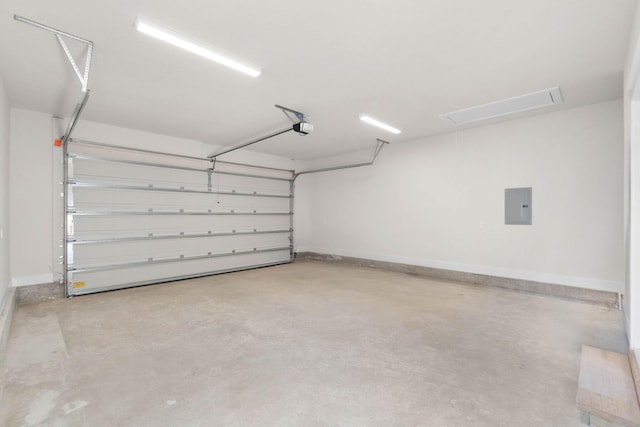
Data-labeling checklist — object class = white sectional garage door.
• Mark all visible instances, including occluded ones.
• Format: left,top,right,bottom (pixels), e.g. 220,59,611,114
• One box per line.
64,140,293,296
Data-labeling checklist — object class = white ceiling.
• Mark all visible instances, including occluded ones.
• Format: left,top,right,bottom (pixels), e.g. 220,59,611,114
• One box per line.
0,0,636,160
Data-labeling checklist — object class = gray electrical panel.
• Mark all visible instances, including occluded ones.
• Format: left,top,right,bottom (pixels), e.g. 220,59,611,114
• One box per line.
505,187,532,225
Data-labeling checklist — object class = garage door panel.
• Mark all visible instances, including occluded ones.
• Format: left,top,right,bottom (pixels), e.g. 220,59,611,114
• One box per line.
67,249,292,295
71,157,291,195
71,233,291,268
71,188,290,213
71,215,291,240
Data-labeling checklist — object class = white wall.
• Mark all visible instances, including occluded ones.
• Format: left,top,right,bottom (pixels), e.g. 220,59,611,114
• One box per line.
9,109,56,286
295,100,624,293
627,99,640,346
0,76,10,305
624,1,640,347
9,108,294,287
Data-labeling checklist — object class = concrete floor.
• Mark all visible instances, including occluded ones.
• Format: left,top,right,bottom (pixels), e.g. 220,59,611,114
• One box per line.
0,261,627,426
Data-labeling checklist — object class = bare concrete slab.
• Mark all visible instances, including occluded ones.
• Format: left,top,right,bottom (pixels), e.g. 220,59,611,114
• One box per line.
0,261,627,426
297,252,619,308
16,282,64,305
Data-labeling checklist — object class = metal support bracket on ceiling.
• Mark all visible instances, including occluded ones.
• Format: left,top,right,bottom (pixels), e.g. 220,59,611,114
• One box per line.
275,104,305,123
14,15,95,145
293,139,389,181
14,15,94,93
208,105,312,161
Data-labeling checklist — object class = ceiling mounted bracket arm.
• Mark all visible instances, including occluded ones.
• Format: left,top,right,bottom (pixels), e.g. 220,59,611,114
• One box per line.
275,104,305,123
208,105,311,159
14,14,94,93
61,90,90,146
293,139,389,181
208,127,294,159
371,138,388,162
55,33,93,92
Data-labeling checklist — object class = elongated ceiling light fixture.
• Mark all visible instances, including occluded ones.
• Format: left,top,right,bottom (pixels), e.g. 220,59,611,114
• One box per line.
359,114,402,134
134,17,261,77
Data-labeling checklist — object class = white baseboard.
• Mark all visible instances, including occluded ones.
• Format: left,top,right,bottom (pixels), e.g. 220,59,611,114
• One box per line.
11,273,54,287
295,246,623,294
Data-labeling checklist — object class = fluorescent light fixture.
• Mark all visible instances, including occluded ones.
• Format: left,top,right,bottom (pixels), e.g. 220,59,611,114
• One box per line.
359,115,401,134
440,87,563,125
134,17,261,77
